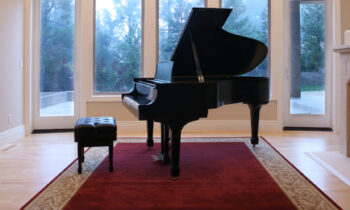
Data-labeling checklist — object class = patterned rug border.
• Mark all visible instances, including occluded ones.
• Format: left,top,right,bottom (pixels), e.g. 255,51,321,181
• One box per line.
259,137,342,210
20,137,342,210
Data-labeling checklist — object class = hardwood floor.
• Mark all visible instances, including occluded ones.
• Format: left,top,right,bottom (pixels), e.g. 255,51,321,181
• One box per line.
0,131,350,209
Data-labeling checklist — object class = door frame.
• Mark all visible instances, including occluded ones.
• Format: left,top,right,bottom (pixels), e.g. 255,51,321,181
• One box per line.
32,0,80,130
283,0,333,128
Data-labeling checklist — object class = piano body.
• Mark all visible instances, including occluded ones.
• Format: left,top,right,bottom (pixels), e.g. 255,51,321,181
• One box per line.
122,8,269,178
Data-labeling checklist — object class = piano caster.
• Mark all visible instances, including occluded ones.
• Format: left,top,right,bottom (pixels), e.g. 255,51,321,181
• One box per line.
147,139,154,148
171,168,180,178
251,137,259,146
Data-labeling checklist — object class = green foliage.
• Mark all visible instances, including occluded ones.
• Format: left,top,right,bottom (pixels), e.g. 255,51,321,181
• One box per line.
40,0,75,92
222,0,268,77
159,0,204,61
95,0,142,92
301,85,324,92
300,4,325,73
222,0,255,37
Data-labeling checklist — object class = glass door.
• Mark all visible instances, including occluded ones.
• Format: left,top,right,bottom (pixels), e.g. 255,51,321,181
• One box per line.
33,0,78,129
284,0,331,128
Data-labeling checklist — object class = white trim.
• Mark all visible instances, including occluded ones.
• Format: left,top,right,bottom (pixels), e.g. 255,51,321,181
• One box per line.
333,0,345,133
117,120,282,134
32,0,80,129
87,95,122,102
207,0,220,8
74,0,82,119
271,0,285,124
23,0,34,135
306,152,350,186
0,125,25,144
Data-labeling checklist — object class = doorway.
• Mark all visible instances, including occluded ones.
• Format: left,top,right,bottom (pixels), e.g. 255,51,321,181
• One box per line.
33,0,78,130
284,0,332,128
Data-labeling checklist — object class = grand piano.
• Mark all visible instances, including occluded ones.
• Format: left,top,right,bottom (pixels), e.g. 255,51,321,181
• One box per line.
122,8,269,178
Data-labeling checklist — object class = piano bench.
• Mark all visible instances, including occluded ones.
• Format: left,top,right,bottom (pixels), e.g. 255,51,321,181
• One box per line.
74,116,117,174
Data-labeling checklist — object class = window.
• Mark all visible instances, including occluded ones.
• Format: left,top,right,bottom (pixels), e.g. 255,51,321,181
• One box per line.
158,0,204,61
222,0,269,77
94,0,142,93
39,0,75,116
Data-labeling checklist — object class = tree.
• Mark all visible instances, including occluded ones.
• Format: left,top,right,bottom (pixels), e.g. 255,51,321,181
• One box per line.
40,0,75,92
222,0,255,37
300,3,325,73
159,0,204,61
95,0,142,92
222,0,268,77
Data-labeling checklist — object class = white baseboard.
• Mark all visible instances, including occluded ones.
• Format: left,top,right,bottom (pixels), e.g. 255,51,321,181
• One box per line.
0,125,25,145
117,120,282,134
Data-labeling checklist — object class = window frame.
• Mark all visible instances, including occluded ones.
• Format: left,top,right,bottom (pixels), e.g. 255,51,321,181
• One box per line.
283,0,333,128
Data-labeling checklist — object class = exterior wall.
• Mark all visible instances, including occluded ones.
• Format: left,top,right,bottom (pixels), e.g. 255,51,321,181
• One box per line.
0,0,24,134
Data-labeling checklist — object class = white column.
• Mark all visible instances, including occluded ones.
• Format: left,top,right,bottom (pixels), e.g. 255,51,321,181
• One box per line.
143,0,157,78
24,0,34,135
206,0,220,8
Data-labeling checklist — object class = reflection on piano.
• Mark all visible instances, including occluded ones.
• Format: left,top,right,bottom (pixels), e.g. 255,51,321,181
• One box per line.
122,8,269,178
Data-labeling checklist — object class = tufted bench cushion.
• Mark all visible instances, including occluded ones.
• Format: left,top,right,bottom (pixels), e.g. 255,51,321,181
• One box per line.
74,117,117,142
74,116,117,174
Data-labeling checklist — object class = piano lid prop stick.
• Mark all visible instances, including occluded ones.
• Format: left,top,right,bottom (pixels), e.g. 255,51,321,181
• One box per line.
189,30,205,83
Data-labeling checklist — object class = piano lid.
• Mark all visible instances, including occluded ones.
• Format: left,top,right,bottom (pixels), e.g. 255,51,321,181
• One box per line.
171,8,268,79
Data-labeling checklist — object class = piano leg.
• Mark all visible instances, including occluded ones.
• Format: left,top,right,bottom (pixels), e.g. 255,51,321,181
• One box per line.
146,120,154,148
160,122,170,164
248,103,262,146
167,121,188,178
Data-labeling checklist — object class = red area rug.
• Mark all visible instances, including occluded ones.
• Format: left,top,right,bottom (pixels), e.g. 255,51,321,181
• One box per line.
21,138,341,210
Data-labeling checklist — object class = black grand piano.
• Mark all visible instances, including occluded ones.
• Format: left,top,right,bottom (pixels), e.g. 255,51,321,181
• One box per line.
122,8,269,178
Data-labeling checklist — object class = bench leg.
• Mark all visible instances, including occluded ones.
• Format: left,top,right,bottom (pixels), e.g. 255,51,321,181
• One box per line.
78,143,83,174
109,142,114,172
80,145,85,162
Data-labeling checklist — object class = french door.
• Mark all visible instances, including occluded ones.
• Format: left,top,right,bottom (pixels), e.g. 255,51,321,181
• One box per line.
284,0,332,128
33,0,79,129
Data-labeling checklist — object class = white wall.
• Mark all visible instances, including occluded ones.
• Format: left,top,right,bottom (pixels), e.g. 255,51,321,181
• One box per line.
0,0,24,134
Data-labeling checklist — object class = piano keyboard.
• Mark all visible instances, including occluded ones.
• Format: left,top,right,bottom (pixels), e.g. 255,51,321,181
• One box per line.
123,95,152,111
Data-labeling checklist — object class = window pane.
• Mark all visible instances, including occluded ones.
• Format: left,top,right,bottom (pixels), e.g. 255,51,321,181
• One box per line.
40,0,75,116
95,0,142,93
159,0,204,61
290,1,325,115
222,0,269,77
